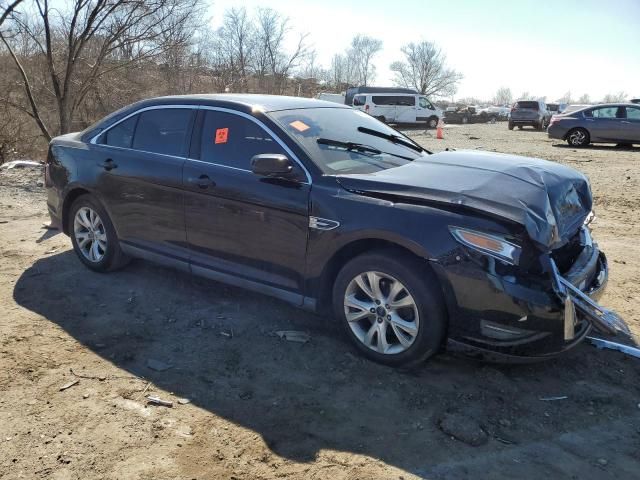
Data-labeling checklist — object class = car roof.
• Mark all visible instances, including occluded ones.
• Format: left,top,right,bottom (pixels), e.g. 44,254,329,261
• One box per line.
360,92,418,96
144,94,350,112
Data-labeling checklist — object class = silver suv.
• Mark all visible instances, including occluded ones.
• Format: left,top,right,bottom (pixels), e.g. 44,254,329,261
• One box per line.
509,100,551,130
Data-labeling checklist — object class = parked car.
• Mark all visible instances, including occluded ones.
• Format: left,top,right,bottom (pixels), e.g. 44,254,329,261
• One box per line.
316,93,345,104
508,100,551,130
546,103,567,115
352,93,442,127
547,103,640,146
46,94,626,366
444,105,498,124
345,86,418,107
631,98,640,104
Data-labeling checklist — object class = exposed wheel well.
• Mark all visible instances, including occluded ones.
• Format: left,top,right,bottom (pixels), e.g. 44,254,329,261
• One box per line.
61,188,90,234
316,239,434,314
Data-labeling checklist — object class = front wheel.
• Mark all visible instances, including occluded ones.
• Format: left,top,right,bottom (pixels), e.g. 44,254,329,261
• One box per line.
566,128,590,147
69,195,129,272
332,250,446,367
427,116,438,129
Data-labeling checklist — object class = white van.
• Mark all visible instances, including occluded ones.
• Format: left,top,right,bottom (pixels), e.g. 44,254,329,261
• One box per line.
316,93,345,104
352,93,442,127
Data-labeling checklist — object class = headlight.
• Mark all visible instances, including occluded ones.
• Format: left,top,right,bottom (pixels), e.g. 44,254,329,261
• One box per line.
449,227,521,265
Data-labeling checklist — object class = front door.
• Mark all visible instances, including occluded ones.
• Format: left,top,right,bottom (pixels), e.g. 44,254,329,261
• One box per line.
92,107,195,262
621,106,640,143
585,106,624,142
183,109,311,301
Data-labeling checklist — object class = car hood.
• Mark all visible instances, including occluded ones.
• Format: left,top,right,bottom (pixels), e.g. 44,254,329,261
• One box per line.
336,150,592,250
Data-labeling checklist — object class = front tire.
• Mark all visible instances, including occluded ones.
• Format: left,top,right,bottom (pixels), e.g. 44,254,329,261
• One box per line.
332,250,446,367
566,128,590,147
427,116,438,129
69,195,129,272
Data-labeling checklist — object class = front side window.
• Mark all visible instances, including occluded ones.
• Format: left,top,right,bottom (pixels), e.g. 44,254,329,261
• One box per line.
625,107,640,120
199,111,288,170
101,115,138,148
269,107,426,175
132,108,193,156
419,97,434,109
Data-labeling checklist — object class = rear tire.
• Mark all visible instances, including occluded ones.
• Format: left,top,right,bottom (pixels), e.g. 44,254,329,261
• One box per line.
508,122,514,130
69,194,129,272
332,249,447,367
537,118,546,130
566,128,590,147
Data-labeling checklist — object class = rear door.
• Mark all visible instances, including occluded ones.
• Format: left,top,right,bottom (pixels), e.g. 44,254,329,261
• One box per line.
183,109,311,300
621,106,640,142
394,96,418,123
584,106,623,141
92,106,195,264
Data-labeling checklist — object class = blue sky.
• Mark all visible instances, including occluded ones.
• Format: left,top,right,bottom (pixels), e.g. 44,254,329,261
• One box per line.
208,0,640,102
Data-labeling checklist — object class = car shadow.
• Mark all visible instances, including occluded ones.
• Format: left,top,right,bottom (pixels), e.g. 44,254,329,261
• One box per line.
12,250,640,476
552,143,640,151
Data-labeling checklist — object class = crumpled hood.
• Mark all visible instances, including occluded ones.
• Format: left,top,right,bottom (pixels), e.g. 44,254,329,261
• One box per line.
336,150,592,250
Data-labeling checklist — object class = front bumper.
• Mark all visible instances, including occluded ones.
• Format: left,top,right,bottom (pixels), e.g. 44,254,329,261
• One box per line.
437,227,615,362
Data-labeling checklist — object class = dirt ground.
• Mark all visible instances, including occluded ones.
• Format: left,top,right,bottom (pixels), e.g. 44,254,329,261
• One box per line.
1,123,639,480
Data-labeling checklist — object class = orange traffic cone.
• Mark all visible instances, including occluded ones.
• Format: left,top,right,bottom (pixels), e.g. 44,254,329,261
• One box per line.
436,119,444,140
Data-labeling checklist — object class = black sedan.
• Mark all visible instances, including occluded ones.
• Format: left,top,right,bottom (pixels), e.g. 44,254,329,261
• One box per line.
45,94,627,366
548,103,640,146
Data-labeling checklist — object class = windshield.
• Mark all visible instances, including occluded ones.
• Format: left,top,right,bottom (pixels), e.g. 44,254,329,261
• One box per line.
268,107,427,175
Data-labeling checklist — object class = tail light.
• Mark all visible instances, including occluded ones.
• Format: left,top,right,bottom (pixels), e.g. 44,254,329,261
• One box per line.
365,104,370,112
44,145,53,187
549,115,559,126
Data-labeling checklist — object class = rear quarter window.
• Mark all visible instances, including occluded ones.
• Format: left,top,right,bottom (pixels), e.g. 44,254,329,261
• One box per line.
353,95,366,106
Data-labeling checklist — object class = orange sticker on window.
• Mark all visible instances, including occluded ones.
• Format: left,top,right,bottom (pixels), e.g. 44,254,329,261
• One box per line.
289,120,310,132
215,128,229,144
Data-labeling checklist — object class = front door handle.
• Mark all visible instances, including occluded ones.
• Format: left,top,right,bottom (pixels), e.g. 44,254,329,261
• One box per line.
188,174,215,189
99,158,117,171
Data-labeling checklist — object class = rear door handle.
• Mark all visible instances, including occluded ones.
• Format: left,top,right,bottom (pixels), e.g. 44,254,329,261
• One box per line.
98,158,117,170
188,174,215,189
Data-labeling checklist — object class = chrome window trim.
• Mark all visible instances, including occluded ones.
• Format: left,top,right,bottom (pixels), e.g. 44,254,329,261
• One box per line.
90,104,312,184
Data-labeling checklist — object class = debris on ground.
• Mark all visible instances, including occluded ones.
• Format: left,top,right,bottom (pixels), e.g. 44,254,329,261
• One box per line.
539,395,568,401
59,379,80,391
177,398,191,405
0,160,42,170
438,412,488,446
274,330,311,343
146,359,173,371
146,396,173,408
219,328,233,339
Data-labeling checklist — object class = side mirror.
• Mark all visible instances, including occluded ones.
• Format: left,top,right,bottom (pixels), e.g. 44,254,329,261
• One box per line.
250,154,295,178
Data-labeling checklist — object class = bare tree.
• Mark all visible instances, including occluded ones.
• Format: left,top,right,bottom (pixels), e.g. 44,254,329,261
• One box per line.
1,0,205,140
347,34,382,86
602,91,627,103
517,92,534,100
0,0,22,27
218,7,254,93
556,91,572,104
577,93,591,104
493,87,512,105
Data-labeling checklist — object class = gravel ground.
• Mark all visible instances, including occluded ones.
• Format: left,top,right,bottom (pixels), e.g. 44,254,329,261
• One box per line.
0,123,639,480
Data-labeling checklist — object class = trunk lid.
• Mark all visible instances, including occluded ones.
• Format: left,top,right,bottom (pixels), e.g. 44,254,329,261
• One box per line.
336,150,592,250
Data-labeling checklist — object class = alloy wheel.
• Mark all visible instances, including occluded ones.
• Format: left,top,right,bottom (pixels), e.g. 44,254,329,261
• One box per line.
343,271,420,354
568,130,586,146
73,206,107,263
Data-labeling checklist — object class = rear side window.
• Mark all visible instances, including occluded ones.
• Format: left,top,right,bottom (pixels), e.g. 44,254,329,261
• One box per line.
353,95,366,106
103,115,138,148
199,111,287,169
589,107,619,119
515,101,539,110
372,96,415,106
132,108,193,156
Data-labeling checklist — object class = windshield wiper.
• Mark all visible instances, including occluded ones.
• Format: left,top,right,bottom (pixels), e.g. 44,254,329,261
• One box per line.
317,138,413,161
317,138,382,155
356,126,425,153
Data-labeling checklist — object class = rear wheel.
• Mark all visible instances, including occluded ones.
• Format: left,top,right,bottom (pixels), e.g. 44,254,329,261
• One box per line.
566,128,590,147
508,122,514,130
537,118,546,130
332,250,446,367
69,195,129,272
